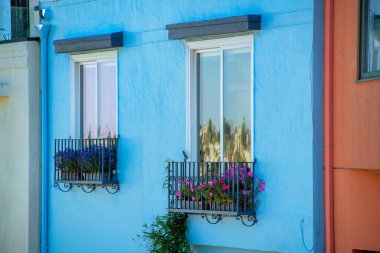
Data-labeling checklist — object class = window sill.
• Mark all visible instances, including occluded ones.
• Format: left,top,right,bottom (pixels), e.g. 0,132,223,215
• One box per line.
355,76,380,83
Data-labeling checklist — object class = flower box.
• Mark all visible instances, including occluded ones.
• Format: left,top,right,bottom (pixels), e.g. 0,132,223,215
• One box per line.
54,138,118,185
168,161,264,216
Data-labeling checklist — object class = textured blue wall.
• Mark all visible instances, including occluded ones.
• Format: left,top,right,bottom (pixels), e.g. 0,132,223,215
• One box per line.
42,0,323,252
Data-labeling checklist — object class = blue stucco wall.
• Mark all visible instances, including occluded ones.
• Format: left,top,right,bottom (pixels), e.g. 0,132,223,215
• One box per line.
41,0,323,252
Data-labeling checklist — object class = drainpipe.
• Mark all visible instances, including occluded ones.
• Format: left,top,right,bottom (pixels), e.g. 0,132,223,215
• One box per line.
35,23,51,253
324,0,334,252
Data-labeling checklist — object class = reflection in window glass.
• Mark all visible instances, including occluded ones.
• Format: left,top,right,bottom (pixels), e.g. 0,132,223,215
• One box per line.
99,62,117,138
223,48,251,162
80,60,117,139
82,64,97,138
196,46,252,162
198,52,221,162
366,0,380,72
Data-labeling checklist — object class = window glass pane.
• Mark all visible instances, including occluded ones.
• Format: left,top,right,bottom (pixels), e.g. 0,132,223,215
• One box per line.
198,51,220,162
82,64,97,138
99,61,117,138
366,0,380,72
223,48,251,162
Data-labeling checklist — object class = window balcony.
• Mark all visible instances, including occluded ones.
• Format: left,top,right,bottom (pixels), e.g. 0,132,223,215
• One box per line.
167,160,263,226
54,138,119,194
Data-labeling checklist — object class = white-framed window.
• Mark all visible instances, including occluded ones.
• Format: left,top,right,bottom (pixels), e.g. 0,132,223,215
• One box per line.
186,35,254,162
70,51,118,139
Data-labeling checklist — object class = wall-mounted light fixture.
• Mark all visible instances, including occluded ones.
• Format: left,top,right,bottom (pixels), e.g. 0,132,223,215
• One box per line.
0,82,10,96
34,6,46,20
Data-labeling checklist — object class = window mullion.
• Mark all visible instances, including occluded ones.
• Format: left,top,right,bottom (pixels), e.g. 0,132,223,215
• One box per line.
220,49,224,162
96,62,99,138
79,64,83,139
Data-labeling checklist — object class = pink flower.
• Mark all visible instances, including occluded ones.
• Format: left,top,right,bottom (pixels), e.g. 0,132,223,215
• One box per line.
242,190,247,196
210,192,213,197
191,196,196,201
260,187,265,192
247,171,254,178
261,182,266,187
222,185,229,191
190,187,194,193
176,190,182,197
208,181,214,187
177,179,181,184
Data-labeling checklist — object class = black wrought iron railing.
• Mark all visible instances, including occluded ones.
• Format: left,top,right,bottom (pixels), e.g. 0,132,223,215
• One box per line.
54,138,119,194
167,160,259,226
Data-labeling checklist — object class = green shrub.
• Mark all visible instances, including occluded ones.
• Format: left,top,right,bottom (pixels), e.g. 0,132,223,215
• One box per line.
138,213,192,253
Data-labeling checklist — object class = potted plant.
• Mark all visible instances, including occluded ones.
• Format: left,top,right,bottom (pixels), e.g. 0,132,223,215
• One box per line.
54,142,117,182
80,144,117,181
175,165,265,211
54,148,80,180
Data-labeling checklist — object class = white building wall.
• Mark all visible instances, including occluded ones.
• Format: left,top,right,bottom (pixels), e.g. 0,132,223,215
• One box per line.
0,40,40,253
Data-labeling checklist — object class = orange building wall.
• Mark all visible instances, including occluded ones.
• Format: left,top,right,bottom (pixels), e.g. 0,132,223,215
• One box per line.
334,170,380,253
333,0,380,170
333,0,380,252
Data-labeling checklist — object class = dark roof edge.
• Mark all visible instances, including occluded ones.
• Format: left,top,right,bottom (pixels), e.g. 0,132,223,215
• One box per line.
0,37,40,45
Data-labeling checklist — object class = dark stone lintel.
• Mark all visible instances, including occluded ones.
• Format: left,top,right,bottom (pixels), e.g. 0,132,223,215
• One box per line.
166,15,261,40
54,32,123,53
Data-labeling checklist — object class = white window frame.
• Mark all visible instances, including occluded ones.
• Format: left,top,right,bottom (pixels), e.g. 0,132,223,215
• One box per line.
70,51,118,139
185,35,254,162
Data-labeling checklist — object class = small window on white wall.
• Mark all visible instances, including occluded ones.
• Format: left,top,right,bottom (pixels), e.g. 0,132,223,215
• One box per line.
187,36,254,162
71,51,118,139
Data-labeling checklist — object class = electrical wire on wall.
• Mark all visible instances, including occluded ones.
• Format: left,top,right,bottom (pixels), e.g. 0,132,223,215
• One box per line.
299,16,323,252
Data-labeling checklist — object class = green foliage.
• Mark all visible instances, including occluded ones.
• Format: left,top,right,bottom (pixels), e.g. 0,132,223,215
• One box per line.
138,213,192,253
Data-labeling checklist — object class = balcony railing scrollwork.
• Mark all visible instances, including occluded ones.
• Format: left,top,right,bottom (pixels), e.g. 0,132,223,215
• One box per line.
54,138,119,194
167,159,263,227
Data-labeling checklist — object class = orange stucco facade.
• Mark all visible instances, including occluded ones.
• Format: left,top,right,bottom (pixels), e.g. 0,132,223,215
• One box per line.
332,0,380,252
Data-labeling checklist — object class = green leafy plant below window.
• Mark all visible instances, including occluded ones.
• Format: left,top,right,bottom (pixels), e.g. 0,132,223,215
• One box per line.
137,213,192,253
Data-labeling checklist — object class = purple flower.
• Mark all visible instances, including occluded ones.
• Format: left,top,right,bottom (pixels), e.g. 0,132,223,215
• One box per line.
260,187,265,192
177,179,181,184
242,190,247,196
176,190,182,197
191,196,196,201
247,171,254,178
210,192,213,197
